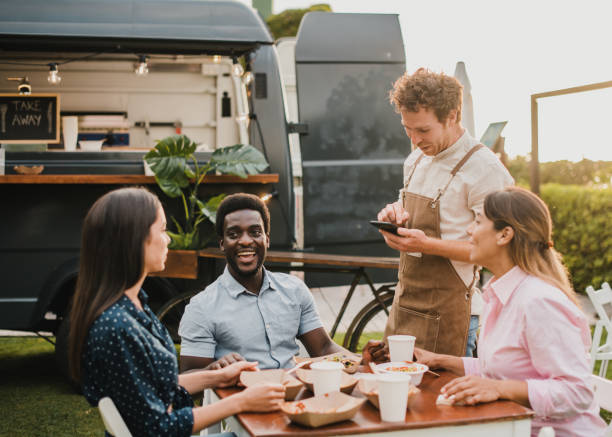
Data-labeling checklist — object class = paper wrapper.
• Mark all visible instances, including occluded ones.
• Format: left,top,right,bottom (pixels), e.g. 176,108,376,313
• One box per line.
294,352,361,374
281,391,365,428
239,369,303,401
435,393,466,406
295,368,358,394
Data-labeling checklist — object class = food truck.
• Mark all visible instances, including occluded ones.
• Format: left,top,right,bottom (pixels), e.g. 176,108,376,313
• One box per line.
0,0,407,368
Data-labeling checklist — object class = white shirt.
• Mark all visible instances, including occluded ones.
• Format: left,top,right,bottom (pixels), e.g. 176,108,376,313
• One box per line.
402,131,514,314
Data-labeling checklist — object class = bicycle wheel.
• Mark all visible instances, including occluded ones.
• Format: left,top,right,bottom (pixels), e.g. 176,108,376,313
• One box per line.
156,291,196,343
344,292,394,352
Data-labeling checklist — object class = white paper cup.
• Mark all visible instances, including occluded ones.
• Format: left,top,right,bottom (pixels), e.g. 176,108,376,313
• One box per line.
62,116,78,151
310,361,343,396
377,373,411,422
387,335,416,362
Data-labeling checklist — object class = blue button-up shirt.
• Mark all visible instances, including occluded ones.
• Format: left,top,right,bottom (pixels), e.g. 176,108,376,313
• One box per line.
179,267,323,369
82,290,194,437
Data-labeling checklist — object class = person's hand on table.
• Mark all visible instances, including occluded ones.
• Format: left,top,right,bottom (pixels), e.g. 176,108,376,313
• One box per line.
414,347,441,368
237,383,286,412
205,352,245,370
440,375,501,405
215,360,259,388
362,340,389,364
378,201,409,226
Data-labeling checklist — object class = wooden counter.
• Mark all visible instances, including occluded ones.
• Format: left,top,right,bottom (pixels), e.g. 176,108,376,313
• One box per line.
0,174,279,184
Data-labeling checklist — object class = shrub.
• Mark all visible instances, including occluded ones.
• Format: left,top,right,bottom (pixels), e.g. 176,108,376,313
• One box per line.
266,4,332,39
541,183,612,294
507,156,612,187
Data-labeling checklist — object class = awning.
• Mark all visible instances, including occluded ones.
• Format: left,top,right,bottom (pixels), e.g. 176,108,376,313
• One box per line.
0,0,273,56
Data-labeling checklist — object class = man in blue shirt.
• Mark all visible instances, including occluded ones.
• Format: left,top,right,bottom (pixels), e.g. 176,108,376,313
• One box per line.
179,193,352,371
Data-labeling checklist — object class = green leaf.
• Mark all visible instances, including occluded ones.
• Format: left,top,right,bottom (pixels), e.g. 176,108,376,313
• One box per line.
144,135,198,198
209,144,268,178
200,193,227,224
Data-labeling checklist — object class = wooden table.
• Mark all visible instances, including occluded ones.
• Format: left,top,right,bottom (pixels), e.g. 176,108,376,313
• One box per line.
0,173,279,184
211,371,534,437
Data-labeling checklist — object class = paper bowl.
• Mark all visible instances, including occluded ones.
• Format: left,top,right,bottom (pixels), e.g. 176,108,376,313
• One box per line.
239,369,303,401
357,377,419,409
79,140,104,151
295,368,357,394
281,391,365,428
374,362,429,386
294,352,361,374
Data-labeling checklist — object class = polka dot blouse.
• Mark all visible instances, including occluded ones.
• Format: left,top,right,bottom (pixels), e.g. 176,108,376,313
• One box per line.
82,290,194,436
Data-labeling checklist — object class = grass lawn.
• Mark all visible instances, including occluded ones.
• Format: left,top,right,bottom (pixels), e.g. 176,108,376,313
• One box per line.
0,337,104,437
1,333,610,436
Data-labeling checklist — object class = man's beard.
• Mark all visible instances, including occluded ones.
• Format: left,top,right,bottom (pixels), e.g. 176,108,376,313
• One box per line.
226,248,266,277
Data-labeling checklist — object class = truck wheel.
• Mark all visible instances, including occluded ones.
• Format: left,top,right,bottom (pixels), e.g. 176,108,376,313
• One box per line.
156,291,196,343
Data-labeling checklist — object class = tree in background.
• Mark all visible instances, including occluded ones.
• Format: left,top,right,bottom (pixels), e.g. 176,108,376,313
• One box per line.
266,4,332,39
506,156,612,187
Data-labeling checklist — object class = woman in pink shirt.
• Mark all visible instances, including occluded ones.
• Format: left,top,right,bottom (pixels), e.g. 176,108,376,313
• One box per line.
415,186,606,437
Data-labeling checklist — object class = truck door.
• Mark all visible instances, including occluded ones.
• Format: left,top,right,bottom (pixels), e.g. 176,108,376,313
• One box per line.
294,12,407,283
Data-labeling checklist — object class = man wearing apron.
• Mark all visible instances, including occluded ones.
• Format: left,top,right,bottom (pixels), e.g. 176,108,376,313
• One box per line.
365,69,513,359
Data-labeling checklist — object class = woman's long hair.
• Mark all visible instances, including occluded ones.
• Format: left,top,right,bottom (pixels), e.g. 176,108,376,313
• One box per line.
484,186,579,307
68,187,161,382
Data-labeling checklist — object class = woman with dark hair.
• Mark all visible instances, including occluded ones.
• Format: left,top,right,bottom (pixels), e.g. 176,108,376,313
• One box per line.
68,187,284,437
414,186,606,437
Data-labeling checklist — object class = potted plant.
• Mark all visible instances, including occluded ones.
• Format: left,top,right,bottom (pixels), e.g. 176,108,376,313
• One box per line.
144,134,268,276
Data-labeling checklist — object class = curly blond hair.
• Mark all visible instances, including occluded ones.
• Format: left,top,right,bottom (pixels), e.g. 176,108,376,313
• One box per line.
389,68,463,123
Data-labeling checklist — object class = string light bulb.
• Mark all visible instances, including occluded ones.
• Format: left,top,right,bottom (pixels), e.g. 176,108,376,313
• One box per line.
232,57,244,77
47,63,62,85
212,55,221,63
260,190,278,203
135,55,149,76
8,77,31,95
242,66,254,86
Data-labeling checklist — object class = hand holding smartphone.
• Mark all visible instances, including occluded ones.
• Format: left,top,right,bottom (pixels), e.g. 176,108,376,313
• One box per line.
369,220,400,235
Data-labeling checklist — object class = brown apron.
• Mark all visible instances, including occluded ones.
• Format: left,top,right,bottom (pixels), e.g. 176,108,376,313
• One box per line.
384,145,483,356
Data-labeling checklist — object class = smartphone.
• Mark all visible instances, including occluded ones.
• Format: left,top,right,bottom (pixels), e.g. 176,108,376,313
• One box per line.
369,220,400,235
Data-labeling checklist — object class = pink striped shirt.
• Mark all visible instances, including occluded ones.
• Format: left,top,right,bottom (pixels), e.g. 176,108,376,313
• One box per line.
462,266,606,437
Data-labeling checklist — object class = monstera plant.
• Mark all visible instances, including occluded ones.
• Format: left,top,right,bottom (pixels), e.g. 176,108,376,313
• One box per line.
144,135,268,249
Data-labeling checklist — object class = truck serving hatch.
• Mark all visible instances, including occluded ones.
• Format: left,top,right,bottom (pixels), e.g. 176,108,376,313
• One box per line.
0,0,273,56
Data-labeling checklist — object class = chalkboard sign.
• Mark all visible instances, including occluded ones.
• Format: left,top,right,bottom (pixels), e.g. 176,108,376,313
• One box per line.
0,94,60,143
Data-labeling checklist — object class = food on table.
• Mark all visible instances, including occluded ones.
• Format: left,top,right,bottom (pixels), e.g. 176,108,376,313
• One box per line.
294,352,361,373
281,391,365,428
387,364,421,372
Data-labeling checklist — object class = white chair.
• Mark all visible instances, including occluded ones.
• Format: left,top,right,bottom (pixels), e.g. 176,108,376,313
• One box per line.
98,397,133,437
537,426,555,437
591,375,612,437
586,282,612,376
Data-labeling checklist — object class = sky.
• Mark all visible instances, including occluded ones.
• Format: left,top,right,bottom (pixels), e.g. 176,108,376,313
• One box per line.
242,0,612,162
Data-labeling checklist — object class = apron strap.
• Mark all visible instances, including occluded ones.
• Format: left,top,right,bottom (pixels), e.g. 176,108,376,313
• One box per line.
467,264,479,291
405,152,426,187
450,144,485,176
431,144,485,207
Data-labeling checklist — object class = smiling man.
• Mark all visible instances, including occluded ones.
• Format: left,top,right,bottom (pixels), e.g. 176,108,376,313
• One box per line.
365,68,514,361
178,193,348,372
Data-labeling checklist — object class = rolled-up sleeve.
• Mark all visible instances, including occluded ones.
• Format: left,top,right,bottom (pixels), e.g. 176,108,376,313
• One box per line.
296,280,324,336
522,297,595,419
467,161,514,215
462,357,481,376
179,298,216,358
86,329,194,436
